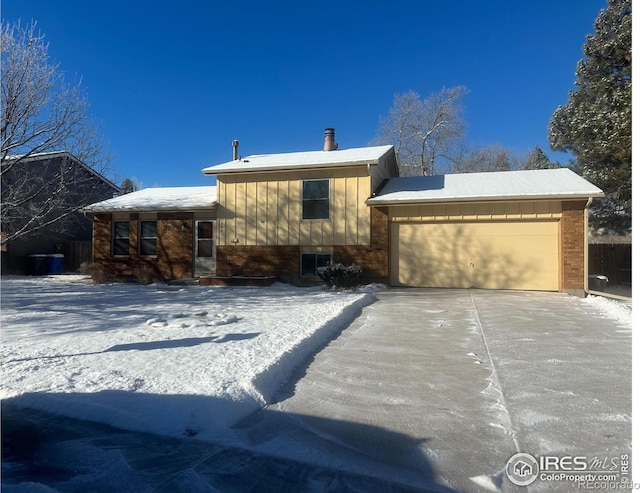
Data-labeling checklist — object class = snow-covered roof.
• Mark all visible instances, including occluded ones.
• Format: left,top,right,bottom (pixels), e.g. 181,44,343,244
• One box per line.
82,186,217,213
367,168,604,205
202,145,394,174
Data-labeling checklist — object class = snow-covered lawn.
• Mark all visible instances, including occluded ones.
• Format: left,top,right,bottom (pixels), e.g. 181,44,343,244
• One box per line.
1,275,375,442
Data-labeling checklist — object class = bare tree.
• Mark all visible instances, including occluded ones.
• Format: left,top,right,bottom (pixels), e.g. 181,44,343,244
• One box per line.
1,20,113,245
451,143,516,173
372,86,468,176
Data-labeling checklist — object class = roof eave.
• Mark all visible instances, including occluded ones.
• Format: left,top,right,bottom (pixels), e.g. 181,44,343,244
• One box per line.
82,204,218,214
203,160,375,176
366,192,605,206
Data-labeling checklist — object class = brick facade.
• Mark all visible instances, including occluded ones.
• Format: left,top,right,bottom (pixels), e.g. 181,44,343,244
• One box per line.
92,212,194,281
216,245,300,280
561,200,587,295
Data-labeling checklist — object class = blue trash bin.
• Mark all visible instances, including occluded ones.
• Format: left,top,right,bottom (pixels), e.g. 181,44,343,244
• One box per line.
47,254,64,274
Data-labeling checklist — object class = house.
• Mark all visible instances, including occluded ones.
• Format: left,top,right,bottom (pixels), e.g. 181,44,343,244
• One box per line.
83,129,604,295
1,151,121,274
81,186,217,281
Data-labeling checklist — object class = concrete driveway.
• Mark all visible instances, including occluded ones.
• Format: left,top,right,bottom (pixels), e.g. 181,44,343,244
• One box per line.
237,289,632,492
2,289,631,492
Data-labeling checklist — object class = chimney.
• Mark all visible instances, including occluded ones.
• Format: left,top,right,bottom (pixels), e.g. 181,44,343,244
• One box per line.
232,139,239,160
323,128,337,151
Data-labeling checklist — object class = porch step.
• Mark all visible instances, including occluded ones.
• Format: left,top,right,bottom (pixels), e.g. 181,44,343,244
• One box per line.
167,278,200,286
198,276,276,287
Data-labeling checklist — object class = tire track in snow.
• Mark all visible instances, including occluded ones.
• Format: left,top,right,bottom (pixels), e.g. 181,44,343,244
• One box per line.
468,290,521,492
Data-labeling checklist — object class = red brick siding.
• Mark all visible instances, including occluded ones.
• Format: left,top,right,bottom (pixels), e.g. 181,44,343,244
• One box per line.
216,245,300,279
156,213,194,279
561,201,587,292
92,212,194,281
333,206,389,282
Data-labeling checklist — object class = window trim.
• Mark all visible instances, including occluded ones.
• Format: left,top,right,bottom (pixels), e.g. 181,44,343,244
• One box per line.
301,178,330,221
139,219,158,257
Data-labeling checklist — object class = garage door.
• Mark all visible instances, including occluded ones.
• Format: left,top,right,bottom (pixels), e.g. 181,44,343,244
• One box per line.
391,221,559,291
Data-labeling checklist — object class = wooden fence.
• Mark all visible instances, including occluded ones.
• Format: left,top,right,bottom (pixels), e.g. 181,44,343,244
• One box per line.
588,243,631,287
59,241,92,272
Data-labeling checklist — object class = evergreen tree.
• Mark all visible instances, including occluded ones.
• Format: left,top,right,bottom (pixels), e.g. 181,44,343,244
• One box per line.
548,0,631,231
523,145,555,170
119,177,139,194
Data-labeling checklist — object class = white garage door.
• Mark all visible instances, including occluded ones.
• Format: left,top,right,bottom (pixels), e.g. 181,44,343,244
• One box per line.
391,220,559,291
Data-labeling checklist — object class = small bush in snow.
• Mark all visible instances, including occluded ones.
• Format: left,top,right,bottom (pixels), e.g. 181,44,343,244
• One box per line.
135,264,162,285
317,263,362,289
85,263,113,284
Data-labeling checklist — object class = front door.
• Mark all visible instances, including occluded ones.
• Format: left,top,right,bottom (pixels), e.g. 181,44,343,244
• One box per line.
194,220,216,275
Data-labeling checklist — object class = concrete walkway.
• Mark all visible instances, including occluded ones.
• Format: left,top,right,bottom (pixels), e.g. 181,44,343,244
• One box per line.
2,289,631,492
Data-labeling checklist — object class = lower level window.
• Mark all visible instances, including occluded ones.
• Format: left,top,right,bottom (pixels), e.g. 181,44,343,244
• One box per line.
112,221,130,256
301,253,331,277
139,220,157,256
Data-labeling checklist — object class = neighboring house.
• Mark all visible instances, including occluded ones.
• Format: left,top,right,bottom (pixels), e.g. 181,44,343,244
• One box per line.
84,129,604,295
1,151,120,274
81,186,217,281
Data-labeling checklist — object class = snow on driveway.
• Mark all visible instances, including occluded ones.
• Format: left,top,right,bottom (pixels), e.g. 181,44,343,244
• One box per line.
1,276,375,442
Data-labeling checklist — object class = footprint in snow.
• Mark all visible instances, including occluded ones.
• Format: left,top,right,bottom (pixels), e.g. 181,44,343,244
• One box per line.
207,313,239,326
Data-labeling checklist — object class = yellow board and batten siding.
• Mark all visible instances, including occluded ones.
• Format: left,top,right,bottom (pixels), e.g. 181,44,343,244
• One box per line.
216,167,371,247
389,200,563,291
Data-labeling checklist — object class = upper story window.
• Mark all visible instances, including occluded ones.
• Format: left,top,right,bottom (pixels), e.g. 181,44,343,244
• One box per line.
139,220,157,256
112,221,130,256
302,179,330,220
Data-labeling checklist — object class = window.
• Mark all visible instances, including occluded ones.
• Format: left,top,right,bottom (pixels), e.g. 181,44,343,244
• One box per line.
196,221,214,258
302,179,330,220
139,220,157,256
301,253,331,277
112,221,130,256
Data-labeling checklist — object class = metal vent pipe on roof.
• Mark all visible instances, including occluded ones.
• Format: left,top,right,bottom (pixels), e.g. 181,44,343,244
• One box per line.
232,139,239,160
324,128,337,151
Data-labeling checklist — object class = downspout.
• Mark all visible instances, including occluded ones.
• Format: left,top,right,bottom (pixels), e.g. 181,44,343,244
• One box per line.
583,196,593,296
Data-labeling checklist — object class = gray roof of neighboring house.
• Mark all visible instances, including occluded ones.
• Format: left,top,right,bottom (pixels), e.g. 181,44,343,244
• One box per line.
367,168,604,205
202,145,395,175
5,151,121,192
82,186,217,213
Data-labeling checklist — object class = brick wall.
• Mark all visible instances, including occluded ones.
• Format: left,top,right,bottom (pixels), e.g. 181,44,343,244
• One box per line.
216,245,300,279
334,206,389,282
561,200,587,294
92,212,194,281
157,212,193,279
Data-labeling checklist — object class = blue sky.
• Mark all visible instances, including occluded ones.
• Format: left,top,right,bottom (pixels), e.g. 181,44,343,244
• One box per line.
3,0,606,187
